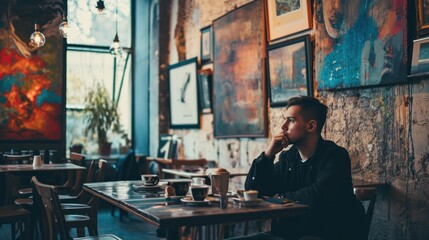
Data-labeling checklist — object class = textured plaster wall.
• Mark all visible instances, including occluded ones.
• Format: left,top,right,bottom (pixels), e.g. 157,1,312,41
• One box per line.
156,0,429,239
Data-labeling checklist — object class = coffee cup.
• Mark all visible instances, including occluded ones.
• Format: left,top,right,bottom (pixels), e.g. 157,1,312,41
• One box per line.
209,168,230,196
192,177,205,185
141,174,159,186
33,155,42,167
190,185,209,201
243,190,258,201
168,179,192,196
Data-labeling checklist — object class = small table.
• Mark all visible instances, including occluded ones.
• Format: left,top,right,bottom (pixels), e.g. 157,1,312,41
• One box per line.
84,181,309,239
162,168,249,179
0,163,86,173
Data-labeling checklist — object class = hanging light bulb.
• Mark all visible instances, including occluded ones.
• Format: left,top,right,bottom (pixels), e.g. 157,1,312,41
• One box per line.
109,2,122,56
109,33,122,56
95,0,105,13
59,12,68,38
29,20,46,48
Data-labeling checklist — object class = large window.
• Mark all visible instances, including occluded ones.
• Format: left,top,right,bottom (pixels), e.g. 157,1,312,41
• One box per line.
66,0,131,155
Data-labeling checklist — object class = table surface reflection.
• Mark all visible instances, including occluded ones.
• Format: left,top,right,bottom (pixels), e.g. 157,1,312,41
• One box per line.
84,180,309,239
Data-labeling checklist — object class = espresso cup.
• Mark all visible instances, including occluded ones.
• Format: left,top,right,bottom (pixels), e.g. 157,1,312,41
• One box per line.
190,185,209,201
243,190,258,201
168,179,192,196
141,174,159,186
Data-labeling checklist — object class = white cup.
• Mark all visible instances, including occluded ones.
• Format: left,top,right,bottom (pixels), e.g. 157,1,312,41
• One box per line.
243,190,258,201
33,155,42,167
192,177,205,185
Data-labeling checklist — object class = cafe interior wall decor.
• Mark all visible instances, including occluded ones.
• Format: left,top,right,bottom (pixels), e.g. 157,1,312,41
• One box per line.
315,0,407,90
213,0,267,138
0,1,64,141
267,35,312,107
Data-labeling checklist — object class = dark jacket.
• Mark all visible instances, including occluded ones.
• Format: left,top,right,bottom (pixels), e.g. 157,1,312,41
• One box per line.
245,139,365,240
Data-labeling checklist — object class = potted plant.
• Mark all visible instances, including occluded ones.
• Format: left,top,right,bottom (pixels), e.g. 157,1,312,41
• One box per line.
83,83,121,155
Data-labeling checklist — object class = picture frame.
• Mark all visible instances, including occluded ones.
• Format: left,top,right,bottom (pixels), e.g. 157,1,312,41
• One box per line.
417,0,429,37
265,0,312,42
267,35,313,107
168,57,200,129
157,134,178,159
200,26,213,63
213,0,267,138
198,69,213,113
410,36,429,75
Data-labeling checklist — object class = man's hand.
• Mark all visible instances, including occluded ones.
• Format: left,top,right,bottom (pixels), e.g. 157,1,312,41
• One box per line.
264,131,289,158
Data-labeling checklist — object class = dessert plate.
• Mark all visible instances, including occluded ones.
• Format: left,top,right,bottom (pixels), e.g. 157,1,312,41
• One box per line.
232,197,263,207
180,197,210,206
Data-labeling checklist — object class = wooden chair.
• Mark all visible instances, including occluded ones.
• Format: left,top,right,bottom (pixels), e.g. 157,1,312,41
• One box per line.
151,157,207,178
2,154,32,164
0,205,30,240
354,187,377,240
32,176,121,240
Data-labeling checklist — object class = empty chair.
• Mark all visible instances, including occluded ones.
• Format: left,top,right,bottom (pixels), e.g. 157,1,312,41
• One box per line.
354,187,377,240
0,205,30,240
32,176,121,240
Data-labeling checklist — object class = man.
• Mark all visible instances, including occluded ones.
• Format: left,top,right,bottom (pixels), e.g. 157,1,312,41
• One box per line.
245,96,365,240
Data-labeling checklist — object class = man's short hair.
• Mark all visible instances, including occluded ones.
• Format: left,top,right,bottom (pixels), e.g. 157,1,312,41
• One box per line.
286,96,328,134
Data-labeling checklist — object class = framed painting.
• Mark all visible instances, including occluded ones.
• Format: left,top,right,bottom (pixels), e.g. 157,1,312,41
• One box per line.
0,3,64,141
198,69,213,114
315,0,407,90
168,57,200,129
265,0,312,42
200,26,213,63
417,0,429,37
267,35,313,107
213,0,267,138
410,36,429,75
157,134,178,159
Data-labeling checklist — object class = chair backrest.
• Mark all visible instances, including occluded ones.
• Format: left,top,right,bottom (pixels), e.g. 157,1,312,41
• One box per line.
32,176,71,240
67,153,87,195
153,158,207,178
2,154,32,164
354,187,377,240
116,150,140,181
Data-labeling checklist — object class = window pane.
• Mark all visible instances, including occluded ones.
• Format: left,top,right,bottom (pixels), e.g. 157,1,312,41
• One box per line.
67,0,131,47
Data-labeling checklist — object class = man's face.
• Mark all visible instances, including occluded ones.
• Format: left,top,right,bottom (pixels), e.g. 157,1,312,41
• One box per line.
281,106,310,145
322,0,362,39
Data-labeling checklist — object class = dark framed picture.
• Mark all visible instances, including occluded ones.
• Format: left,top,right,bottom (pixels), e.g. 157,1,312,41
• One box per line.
213,0,267,138
267,35,312,107
168,57,200,129
198,69,213,113
417,0,429,36
157,134,178,159
200,26,213,63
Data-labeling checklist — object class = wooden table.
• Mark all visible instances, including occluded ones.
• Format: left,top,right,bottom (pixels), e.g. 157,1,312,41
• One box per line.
0,163,86,173
83,181,309,239
162,168,249,179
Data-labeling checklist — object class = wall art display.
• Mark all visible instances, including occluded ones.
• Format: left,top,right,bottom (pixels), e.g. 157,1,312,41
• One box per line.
213,0,267,138
198,69,213,113
200,26,213,63
410,36,429,75
266,0,312,41
267,35,312,107
168,57,200,128
0,2,64,141
315,0,407,90
417,0,429,36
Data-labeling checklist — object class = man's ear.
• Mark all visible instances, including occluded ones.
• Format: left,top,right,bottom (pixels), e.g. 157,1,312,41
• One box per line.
307,120,317,133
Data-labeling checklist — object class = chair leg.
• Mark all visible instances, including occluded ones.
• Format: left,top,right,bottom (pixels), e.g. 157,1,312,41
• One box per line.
11,223,16,240
77,227,85,237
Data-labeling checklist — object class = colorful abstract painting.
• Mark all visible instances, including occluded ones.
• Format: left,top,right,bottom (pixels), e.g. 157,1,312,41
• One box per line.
315,0,407,90
213,0,266,138
0,1,64,141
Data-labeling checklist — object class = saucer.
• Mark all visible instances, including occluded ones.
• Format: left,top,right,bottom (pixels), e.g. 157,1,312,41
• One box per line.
232,197,263,207
180,197,210,206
